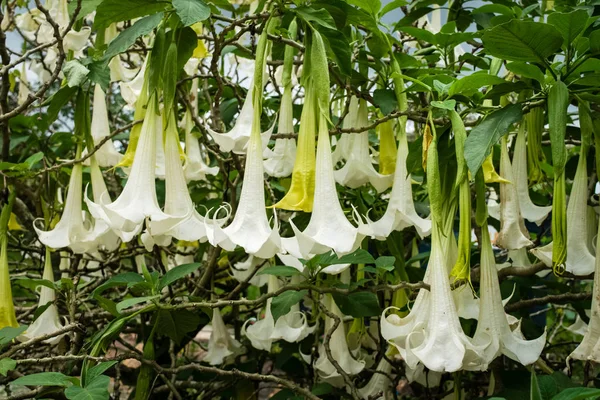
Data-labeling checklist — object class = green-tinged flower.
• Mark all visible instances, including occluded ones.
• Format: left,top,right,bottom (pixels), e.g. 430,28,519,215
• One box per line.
378,119,397,175
526,107,546,183
0,191,18,330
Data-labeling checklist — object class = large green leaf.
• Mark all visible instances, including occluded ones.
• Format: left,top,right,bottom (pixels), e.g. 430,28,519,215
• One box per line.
347,0,380,17
94,0,168,29
547,9,589,46
65,375,110,400
464,103,523,175
92,272,145,297
531,370,543,400
332,292,382,317
482,19,563,63
448,73,505,97
271,290,308,322
294,7,337,30
103,13,163,61
115,295,159,313
0,325,27,346
64,60,90,87
155,309,200,344
506,62,545,84
172,0,211,26
257,265,301,277
158,262,202,290
551,388,600,400
0,358,16,377
11,372,77,387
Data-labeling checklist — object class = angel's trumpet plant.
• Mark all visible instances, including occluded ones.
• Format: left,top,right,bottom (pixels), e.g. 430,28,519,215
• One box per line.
84,84,123,167
205,71,274,154
207,20,281,259
203,308,242,365
264,19,297,179
243,275,314,350
284,31,364,258
471,198,546,367
334,98,393,193
315,294,365,384
526,107,546,183
382,122,487,373
513,122,551,225
147,112,220,245
568,217,600,363
359,59,431,240
531,101,595,275
378,119,397,175
119,59,147,108
87,96,184,242
19,248,65,344
0,190,18,330
494,136,533,250
273,84,315,211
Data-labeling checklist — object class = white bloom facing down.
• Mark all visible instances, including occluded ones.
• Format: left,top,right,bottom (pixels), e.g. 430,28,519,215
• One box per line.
494,137,533,250
264,85,296,177
315,294,365,385
331,96,358,165
334,99,393,193
359,128,431,240
530,147,595,275
182,110,218,182
512,125,551,225
19,250,64,345
203,308,242,365
471,227,546,367
284,116,364,258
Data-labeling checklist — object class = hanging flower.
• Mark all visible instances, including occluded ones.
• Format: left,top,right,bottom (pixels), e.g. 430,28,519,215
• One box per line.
359,126,431,240
119,59,147,108
231,255,269,287
331,96,358,165
530,143,594,275
494,136,533,250
203,308,242,365
512,123,551,225
17,61,30,106
471,225,546,366
82,84,123,167
19,249,65,344
334,98,393,193
0,193,18,330
377,119,397,175
315,294,365,385
264,85,296,178
182,99,218,182
87,97,184,242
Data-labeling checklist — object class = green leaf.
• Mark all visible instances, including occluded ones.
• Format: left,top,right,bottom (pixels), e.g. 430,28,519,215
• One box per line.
0,325,27,346
84,361,117,387
155,309,200,344
373,89,398,115
375,256,396,271
86,61,111,92
472,4,514,17
335,248,375,265
12,372,76,387
294,7,337,30
332,292,382,317
448,73,505,98
0,358,16,376
116,295,159,313
531,369,543,400
92,272,145,297
24,152,44,169
162,41,178,115
380,0,406,17
431,99,456,111
506,61,545,84
551,388,600,400
69,0,103,20
319,27,352,77
94,0,168,29
271,290,308,322
103,13,163,61
482,19,563,63
589,30,600,54
464,103,523,175
158,262,202,290
172,0,210,26
547,9,589,45
347,0,380,16
397,26,436,44
45,86,77,125
64,60,90,87
257,265,301,277
65,375,110,400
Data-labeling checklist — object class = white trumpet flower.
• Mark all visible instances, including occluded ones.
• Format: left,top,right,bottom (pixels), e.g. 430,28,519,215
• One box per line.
315,294,365,384
18,62,30,106
19,250,64,345
284,115,364,258
83,84,123,167
231,256,269,287
334,99,393,193
359,129,431,240
243,275,314,350
207,109,281,258
64,27,91,53
513,125,551,225
331,96,358,165
119,59,147,108
471,227,546,366
566,313,589,337
382,223,487,372
86,98,184,242
205,79,274,154
203,308,242,365
530,147,595,275
147,114,220,245
264,86,296,177
494,137,533,250
34,161,91,254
